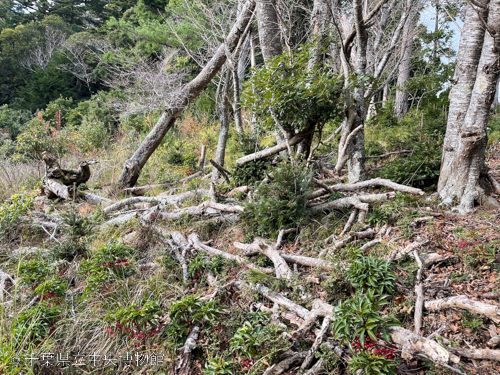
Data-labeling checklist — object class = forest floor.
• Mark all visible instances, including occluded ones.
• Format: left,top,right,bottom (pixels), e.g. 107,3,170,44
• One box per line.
2,146,500,375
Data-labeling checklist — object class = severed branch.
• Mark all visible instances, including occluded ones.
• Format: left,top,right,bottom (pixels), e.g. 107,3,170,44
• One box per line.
450,347,500,361
425,295,500,323
311,192,396,212
123,183,171,196
389,326,460,365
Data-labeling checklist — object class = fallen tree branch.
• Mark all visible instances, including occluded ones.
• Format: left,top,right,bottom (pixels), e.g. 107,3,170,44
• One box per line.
389,326,459,365
311,193,396,212
235,135,304,165
123,183,171,196
450,347,500,361
234,239,292,279
387,240,429,262
262,352,304,375
209,159,231,184
301,316,331,370
425,295,500,323
189,234,273,274
413,250,424,334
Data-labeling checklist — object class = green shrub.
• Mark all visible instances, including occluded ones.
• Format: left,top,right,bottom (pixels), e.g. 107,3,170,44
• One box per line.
33,276,68,299
243,163,313,237
70,116,110,152
0,190,34,237
51,209,95,260
244,43,343,134
347,256,397,296
15,118,67,160
18,259,50,286
375,141,441,189
348,350,397,375
0,104,31,140
78,242,136,295
203,356,233,375
12,303,61,342
232,159,268,186
331,290,401,349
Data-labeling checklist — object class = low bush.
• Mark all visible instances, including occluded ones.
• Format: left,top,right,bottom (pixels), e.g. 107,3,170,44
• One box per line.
242,163,313,237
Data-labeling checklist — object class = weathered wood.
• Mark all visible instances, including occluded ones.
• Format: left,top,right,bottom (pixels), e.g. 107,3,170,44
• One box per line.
123,183,171,196
311,193,396,212
176,325,200,375
301,316,331,370
389,326,459,364
425,295,500,323
189,234,273,274
450,347,500,361
235,135,305,165
234,239,293,279
413,250,424,334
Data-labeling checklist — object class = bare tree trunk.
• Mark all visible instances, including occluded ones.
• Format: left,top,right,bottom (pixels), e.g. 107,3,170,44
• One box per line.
395,0,419,118
256,0,283,62
117,0,256,188
438,1,500,212
211,73,231,199
347,0,368,182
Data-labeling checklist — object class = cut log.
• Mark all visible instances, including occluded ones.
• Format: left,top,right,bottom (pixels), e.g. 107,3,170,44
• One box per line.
104,197,163,214
141,201,243,222
44,178,73,200
413,250,424,334
188,234,273,274
227,185,249,198
389,326,459,364
425,295,500,323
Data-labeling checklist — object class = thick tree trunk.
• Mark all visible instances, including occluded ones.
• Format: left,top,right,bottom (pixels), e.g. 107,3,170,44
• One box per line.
117,0,256,187
256,0,282,62
394,0,419,118
438,1,500,212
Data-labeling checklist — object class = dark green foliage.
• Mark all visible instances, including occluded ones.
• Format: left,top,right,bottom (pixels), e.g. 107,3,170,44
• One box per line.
331,290,401,349
244,44,343,134
33,275,68,298
18,259,50,286
0,105,31,140
348,351,397,375
51,209,95,260
232,160,268,186
376,141,442,189
107,299,162,332
347,256,397,296
243,163,313,237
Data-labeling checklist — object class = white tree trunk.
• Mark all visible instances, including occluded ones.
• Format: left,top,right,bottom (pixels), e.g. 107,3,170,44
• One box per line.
438,1,500,212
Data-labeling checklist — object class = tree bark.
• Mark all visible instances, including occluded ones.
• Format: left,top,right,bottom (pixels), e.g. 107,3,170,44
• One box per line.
438,1,500,212
394,0,419,118
117,0,256,187
256,0,282,62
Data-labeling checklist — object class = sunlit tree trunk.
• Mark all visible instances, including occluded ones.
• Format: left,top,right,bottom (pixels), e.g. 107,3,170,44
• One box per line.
256,0,282,62
438,1,500,212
